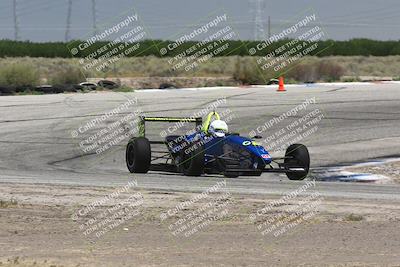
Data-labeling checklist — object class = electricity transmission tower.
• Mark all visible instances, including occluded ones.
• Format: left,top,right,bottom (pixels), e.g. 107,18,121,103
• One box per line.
91,0,98,35
13,0,19,40
65,0,97,41
249,0,267,40
65,0,72,42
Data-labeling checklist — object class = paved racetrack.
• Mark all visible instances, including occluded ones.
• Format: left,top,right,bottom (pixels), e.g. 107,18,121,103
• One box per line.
1,83,400,199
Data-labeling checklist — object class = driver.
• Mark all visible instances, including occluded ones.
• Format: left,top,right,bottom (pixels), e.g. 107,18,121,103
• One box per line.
202,111,228,138
209,120,228,138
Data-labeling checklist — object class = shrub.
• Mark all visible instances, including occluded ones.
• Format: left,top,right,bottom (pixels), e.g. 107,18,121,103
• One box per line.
287,63,316,82
49,65,86,85
0,198,18,208
115,85,135,92
287,61,344,82
317,61,345,82
341,76,361,82
0,63,39,87
233,57,266,84
344,213,363,221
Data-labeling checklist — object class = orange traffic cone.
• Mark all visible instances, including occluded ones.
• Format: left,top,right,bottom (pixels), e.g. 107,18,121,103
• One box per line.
277,76,286,92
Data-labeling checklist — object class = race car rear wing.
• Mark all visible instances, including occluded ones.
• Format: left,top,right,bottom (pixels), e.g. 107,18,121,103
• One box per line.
138,116,203,138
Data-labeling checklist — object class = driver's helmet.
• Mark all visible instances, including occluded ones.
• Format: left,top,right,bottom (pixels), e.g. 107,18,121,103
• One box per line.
209,120,228,137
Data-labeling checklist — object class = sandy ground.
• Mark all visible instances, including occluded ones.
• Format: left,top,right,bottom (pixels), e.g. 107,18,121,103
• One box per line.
1,182,400,267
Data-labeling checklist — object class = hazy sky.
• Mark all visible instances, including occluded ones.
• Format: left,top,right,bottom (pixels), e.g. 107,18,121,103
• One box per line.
0,0,399,42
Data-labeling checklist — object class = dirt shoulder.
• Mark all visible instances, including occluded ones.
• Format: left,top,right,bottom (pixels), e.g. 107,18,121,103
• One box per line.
1,182,400,267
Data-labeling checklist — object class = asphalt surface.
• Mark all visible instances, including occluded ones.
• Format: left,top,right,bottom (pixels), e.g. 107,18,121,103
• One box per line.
1,83,400,199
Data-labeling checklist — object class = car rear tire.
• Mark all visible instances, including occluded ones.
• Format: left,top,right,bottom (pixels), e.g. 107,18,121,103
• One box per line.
126,137,151,173
180,144,204,176
284,144,310,180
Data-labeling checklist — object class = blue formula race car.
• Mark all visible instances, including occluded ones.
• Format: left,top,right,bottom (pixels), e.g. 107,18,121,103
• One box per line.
126,113,310,180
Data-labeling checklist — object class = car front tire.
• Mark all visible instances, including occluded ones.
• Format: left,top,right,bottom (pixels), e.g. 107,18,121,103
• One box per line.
126,137,151,173
284,144,310,180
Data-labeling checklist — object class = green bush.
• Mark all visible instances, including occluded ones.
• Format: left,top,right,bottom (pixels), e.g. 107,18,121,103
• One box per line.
1,39,400,58
345,213,363,221
317,61,345,82
287,63,315,82
233,57,266,84
287,61,344,82
49,66,86,85
0,63,39,87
